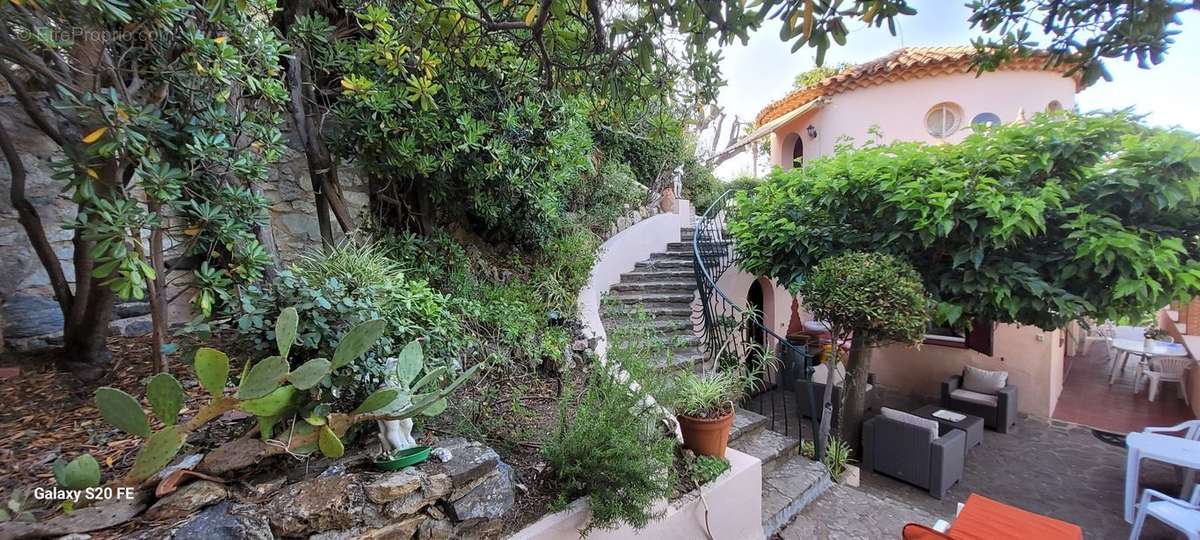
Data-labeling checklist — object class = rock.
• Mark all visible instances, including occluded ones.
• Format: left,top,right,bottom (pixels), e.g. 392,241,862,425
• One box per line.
109,314,152,337
265,475,366,537
2,294,62,338
150,454,204,487
248,476,287,498
448,462,514,522
0,491,148,538
113,301,150,318
145,480,227,521
310,516,425,540
417,519,454,540
430,447,452,463
365,469,423,504
174,501,273,540
438,441,499,489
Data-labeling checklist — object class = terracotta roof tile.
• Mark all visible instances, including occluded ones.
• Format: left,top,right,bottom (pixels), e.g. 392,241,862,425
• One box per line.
754,46,1083,126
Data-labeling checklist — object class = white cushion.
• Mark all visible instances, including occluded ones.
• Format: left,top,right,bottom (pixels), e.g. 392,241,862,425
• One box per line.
880,407,939,442
810,363,873,392
951,388,1000,407
962,365,1008,394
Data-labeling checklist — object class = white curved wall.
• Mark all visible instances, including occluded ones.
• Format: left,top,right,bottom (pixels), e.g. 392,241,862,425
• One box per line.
577,200,693,360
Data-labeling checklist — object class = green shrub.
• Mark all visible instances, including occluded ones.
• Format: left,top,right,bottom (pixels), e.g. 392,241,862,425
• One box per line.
543,307,676,534
675,369,757,418
543,368,675,534
220,240,464,404
692,455,731,484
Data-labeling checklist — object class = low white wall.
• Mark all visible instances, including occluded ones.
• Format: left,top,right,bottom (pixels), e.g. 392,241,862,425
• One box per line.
577,200,693,360
510,448,764,540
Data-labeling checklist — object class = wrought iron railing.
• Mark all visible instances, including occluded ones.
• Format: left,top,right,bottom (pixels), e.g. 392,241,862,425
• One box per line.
691,190,824,457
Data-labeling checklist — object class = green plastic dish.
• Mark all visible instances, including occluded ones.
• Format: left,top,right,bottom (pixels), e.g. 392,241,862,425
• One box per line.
373,446,432,471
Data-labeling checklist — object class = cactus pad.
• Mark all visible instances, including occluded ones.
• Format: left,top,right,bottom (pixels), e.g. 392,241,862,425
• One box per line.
94,387,150,438
53,454,100,490
318,426,344,458
275,307,299,360
331,319,385,370
287,358,331,390
239,385,300,417
395,340,423,386
146,373,185,426
194,347,230,396
129,427,184,482
236,355,288,399
351,388,399,414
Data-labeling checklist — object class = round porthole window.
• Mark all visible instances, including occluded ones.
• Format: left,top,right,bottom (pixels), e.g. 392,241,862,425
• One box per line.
925,102,963,138
971,112,1001,128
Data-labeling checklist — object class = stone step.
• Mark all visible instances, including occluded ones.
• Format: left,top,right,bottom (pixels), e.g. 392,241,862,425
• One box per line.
633,259,694,270
601,316,696,333
648,251,695,262
606,292,695,306
609,281,696,293
601,304,693,319
761,455,833,537
660,348,706,370
608,333,702,351
666,240,731,252
729,428,800,475
729,408,768,444
618,269,696,283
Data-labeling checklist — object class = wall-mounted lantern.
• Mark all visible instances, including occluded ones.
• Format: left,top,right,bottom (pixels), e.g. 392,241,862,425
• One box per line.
806,124,818,139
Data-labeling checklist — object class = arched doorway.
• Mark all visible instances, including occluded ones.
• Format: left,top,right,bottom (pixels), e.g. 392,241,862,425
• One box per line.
747,280,766,355
791,136,804,168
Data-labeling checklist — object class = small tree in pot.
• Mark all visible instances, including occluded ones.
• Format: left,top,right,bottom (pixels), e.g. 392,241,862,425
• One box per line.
676,369,758,457
796,252,931,452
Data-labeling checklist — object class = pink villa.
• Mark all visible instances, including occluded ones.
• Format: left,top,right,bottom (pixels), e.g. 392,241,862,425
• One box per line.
728,47,1096,420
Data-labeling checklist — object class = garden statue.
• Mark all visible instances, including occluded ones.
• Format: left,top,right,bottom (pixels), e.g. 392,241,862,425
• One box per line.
377,356,418,453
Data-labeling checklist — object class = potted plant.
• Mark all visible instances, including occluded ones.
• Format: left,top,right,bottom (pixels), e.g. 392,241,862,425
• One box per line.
1145,325,1170,350
675,370,753,457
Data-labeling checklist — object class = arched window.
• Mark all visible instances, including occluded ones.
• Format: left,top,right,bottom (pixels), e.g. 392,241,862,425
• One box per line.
791,136,804,168
925,102,963,138
1047,100,1063,112
971,112,1001,128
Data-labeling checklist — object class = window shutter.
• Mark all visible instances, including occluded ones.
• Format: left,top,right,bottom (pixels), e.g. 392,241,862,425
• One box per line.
965,319,994,356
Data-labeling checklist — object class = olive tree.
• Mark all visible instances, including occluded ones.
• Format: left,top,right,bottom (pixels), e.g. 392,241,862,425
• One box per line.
797,252,930,449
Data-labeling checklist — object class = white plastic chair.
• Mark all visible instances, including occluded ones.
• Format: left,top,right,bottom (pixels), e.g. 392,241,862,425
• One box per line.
1129,485,1200,540
1144,421,1200,495
1137,356,1192,404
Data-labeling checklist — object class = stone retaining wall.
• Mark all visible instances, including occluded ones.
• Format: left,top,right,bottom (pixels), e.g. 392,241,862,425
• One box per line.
0,99,369,350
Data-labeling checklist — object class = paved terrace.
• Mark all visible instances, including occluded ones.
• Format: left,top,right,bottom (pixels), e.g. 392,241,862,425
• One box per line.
775,393,1186,539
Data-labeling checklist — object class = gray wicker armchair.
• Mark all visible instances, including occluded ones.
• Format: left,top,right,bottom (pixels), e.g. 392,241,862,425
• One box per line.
863,411,965,499
941,373,1018,433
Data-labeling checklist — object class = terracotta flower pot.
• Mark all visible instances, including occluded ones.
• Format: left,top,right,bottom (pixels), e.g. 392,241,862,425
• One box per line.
677,410,735,458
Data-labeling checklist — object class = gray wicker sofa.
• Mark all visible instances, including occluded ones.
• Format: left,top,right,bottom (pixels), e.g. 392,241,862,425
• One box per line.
940,367,1018,433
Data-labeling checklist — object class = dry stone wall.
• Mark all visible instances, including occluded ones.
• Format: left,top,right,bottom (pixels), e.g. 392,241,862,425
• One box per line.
0,98,369,350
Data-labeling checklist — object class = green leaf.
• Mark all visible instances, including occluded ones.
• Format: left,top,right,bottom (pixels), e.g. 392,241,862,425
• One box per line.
351,388,399,414
239,385,300,417
411,366,447,392
419,398,447,417
331,319,386,370
395,340,423,386
257,415,280,440
94,387,150,437
194,347,230,396
236,356,289,399
275,307,299,360
146,373,185,426
288,358,331,390
318,426,345,458
53,454,101,490
129,427,184,482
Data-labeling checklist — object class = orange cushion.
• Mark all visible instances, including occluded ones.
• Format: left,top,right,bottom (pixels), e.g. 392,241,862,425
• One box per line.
902,523,954,539
947,494,1083,540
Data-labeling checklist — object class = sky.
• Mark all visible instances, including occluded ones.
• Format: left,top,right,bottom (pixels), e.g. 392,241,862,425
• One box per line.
711,1,1200,179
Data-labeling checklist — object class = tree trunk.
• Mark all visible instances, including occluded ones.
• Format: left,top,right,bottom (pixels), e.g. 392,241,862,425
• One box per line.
815,346,839,458
838,333,872,454
148,202,168,373
61,283,115,381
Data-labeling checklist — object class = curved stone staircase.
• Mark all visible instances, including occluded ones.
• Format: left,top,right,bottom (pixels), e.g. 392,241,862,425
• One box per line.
598,225,831,536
